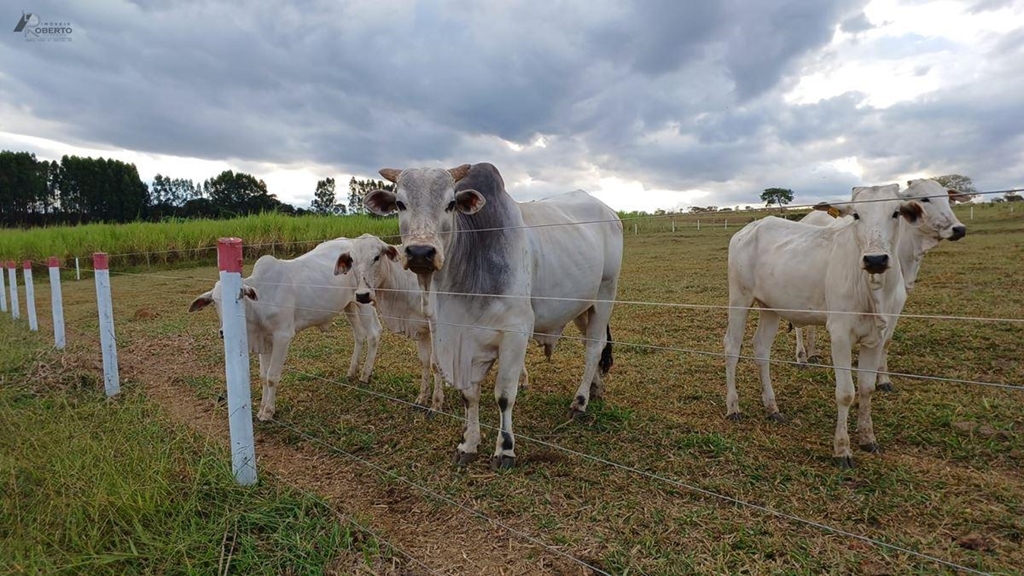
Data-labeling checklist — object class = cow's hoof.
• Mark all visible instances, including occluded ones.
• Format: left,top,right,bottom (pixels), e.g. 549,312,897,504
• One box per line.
835,456,855,469
768,412,786,424
726,413,742,422
859,442,881,454
878,382,894,393
490,455,516,471
807,355,823,365
426,409,437,421
256,408,274,421
410,403,430,413
452,450,478,467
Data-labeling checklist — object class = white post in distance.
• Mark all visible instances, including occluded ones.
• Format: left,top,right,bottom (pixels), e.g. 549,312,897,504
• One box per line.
49,257,66,349
724,219,728,229
75,257,80,281
970,205,974,220
633,223,638,235
0,260,7,314
671,221,675,233
93,253,120,397
23,261,38,332
697,219,700,230
218,238,257,486
8,261,20,320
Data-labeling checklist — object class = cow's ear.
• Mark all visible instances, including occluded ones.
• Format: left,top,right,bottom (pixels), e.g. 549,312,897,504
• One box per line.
454,189,486,215
364,190,398,216
815,202,853,218
948,189,973,203
448,164,471,182
188,292,214,312
335,252,353,275
242,285,258,301
379,168,402,183
899,201,924,225
383,245,398,261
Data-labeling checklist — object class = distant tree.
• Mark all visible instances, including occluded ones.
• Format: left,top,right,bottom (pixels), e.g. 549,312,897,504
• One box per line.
204,170,281,217
932,174,978,195
761,188,794,210
348,176,395,216
310,177,338,215
1006,190,1022,202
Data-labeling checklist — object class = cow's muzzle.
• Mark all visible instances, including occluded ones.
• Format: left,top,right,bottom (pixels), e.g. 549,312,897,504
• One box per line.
862,254,890,274
405,244,439,274
355,292,372,304
950,225,966,241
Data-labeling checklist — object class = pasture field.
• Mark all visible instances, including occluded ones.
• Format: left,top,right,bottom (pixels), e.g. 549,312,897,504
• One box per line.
1,202,1022,574
0,212,399,267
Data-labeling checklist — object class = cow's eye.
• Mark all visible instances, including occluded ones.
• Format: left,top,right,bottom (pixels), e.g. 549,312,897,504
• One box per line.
395,200,407,211
892,211,900,219
446,200,457,212
373,255,380,262
852,213,860,220
920,197,931,203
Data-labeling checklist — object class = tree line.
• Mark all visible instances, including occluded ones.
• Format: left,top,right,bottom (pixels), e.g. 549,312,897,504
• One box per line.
0,150,400,227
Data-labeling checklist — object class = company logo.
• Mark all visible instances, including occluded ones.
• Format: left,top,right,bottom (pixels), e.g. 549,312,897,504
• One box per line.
14,11,72,41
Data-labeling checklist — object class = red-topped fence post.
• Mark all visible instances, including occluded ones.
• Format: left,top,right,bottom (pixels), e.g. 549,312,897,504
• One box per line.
49,257,66,349
93,253,120,396
217,238,257,486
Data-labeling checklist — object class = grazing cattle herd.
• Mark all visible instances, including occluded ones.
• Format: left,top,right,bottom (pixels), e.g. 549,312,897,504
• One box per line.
190,163,969,469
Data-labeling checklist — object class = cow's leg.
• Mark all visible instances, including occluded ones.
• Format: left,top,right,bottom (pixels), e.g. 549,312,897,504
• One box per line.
570,307,611,414
454,384,482,467
358,306,382,384
795,326,808,365
724,299,752,421
806,326,820,364
857,343,883,453
342,305,365,381
414,333,432,408
830,332,856,467
491,334,528,470
752,310,783,422
573,315,604,400
257,353,270,419
257,334,292,421
876,326,896,392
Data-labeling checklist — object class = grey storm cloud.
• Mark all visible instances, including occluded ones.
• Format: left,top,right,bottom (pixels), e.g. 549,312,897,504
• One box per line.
0,0,1022,209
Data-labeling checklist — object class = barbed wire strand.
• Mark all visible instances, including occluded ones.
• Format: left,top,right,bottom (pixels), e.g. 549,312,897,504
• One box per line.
281,366,988,576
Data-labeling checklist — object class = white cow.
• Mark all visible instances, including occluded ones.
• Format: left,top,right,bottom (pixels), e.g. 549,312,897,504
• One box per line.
333,233,444,412
189,238,381,421
724,184,924,467
794,179,969,392
364,163,623,470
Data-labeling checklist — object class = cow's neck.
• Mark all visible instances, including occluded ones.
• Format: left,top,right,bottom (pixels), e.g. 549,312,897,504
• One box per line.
434,195,524,297
897,223,938,292
378,260,425,333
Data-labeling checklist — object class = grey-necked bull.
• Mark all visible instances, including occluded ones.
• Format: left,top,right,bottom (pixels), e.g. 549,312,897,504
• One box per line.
364,163,623,470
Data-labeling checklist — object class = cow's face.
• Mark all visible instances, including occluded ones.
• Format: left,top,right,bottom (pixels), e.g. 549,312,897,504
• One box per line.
334,234,399,304
902,179,968,241
188,280,258,337
815,183,923,279
363,165,484,277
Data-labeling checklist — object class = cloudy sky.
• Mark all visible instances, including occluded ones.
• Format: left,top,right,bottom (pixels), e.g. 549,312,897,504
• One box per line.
1,0,1021,212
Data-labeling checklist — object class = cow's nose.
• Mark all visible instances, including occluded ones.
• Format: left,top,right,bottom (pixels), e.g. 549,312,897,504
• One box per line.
950,226,966,241
355,292,371,304
405,245,437,272
863,254,889,273
218,329,224,339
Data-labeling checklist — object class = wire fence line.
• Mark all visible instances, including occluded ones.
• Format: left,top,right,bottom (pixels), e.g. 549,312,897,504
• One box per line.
281,367,989,576
26,186,1021,264
54,265,1024,326
267,417,613,576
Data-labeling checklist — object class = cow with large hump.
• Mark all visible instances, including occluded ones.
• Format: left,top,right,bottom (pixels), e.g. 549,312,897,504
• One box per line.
363,162,623,470
794,179,970,392
333,233,444,412
189,238,381,421
724,183,924,467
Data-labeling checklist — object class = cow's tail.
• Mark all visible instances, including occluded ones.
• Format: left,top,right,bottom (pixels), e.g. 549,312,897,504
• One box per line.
599,324,614,375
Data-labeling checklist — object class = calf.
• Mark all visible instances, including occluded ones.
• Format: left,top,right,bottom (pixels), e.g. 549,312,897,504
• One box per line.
794,179,969,391
333,234,444,412
189,238,381,420
724,184,923,467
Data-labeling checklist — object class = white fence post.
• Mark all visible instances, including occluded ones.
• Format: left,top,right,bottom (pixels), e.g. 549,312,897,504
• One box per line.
23,261,38,332
8,261,20,320
218,238,258,486
75,257,80,281
0,260,7,314
49,257,66,349
697,220,700,230
93,253,120,397
970,205,974,220
671,221,676,232
724,219,728,229
633,223,638,235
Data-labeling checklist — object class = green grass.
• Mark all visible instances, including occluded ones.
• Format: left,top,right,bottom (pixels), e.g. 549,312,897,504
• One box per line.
2,201,1022,574
0,326,391,575
0,212,399,267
